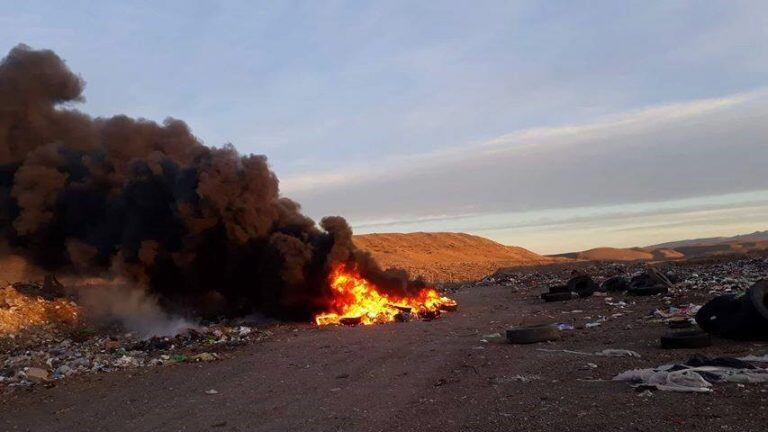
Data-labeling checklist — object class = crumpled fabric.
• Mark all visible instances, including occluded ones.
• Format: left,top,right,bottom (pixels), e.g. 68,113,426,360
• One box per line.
614,356,768,392
614,366,712,392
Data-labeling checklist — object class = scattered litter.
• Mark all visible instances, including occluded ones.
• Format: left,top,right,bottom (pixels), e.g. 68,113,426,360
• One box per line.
491,375,542,384
597,349,641,358
614,355,768,392
205,389,219,395
537,348,641,358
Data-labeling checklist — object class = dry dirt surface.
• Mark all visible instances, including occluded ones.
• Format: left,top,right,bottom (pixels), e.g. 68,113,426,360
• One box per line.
3,261,768,431
353,232,557,282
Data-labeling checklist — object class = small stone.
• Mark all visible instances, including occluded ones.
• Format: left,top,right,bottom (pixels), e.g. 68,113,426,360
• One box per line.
25,367,50,383
190,352,217,362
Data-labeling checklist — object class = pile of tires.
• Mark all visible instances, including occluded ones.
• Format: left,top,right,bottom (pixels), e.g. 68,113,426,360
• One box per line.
540,274,599,302
695,280,768,340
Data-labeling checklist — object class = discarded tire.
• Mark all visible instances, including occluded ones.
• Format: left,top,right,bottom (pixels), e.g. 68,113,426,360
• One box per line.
744,281,768,320
695,293,742,334
548,285,570,294
667,318,693,329
567,275,598,298
732,280,768,340
541,292,573,302
660,330,712,349
506,324,560,344
628,285,668,296
601,276,629,292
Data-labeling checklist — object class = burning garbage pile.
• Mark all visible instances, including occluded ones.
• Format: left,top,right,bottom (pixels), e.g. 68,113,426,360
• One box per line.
314,264,457,326
0,44,451,328
0,44,458,392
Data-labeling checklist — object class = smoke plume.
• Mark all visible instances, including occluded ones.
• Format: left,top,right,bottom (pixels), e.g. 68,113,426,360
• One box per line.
0,44,420,321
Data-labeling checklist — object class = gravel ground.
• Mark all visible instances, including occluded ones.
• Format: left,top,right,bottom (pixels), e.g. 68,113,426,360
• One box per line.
2,257,768,431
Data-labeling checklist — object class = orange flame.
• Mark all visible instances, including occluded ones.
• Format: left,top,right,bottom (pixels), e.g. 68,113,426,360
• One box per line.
314,264,457,326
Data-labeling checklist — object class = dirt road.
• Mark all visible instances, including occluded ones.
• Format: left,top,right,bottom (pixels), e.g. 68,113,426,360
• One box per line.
2,283,766,431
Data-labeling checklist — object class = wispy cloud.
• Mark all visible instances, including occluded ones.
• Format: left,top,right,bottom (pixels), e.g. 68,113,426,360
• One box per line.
284,89,768,205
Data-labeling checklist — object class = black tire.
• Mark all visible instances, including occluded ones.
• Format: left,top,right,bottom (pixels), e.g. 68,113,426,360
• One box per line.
506,324,560,344
628,285,668,296
735,280,768,340
567,275,597,298
541,292,574,302
601,276,629,292
745,281,768,320
695,294,742,334
548,285,570,294
668,318,693,329
660,330,712,349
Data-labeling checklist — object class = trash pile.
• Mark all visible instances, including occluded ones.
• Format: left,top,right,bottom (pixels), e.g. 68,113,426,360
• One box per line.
672,257,768,294
1,312,272,392
0,282,80,334
539,268,674,303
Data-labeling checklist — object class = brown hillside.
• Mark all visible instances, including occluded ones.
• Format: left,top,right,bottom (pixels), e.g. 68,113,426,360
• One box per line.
555,247,654,261
554,246,685,262
353,232,556,282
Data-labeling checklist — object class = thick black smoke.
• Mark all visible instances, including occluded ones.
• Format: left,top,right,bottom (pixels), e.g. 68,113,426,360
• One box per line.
0,45,420,320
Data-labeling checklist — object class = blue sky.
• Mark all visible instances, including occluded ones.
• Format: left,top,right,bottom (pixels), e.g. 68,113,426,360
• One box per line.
2,1,767,253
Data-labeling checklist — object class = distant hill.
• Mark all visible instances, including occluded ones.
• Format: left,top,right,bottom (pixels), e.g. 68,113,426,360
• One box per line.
648,230,768,249
553,230,768,262
353,232,558,282
554,247,684,262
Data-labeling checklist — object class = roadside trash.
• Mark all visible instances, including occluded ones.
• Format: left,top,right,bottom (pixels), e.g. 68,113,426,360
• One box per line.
653,304,701,322
695,280,768,340
556,323,575,331
660,330,712,349
190,352,218,362
490,375,542,384
205,389,219,395
537,348,640,358
614,367,712,393
637,389,654,397
598,349,641,357
506,324,560,344
614,354,768,392
480,333,504,343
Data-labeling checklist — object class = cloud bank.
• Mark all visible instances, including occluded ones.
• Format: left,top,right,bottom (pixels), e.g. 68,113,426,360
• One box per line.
282,91,768,252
